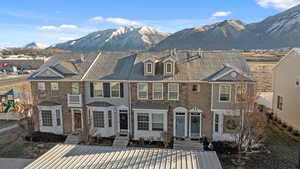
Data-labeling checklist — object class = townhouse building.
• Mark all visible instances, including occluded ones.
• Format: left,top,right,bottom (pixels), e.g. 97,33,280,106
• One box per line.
28,50,255,144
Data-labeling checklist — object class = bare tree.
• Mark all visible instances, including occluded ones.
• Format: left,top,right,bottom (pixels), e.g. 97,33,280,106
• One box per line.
233,81,266,152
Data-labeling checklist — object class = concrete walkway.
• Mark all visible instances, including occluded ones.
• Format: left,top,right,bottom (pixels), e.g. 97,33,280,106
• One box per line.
0,124,18,134
0,158,33,169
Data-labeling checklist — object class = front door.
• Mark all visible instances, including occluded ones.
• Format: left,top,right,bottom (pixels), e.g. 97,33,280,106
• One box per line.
120,113,128,130
175,112,186,138
190,113,201,138
73,109,82,131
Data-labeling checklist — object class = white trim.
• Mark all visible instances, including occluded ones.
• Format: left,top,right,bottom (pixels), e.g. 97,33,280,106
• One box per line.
173,107,188,138
110,82,121,98
165,62,173,74
33,67,64,78
189,112,202,138
137,83,148,100
67,94,82,107
212,69,235,81
218,84,231,102
38,105,63,134
71,108,83,132
168,83,179,101
152,83,164,100
81,51,102,80
146,63,153,74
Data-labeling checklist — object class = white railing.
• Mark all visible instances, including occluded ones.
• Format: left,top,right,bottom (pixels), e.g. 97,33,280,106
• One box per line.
67,94,82,107
0,113,25,120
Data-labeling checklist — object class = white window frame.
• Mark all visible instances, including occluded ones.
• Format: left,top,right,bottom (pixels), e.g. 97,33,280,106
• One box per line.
146,63,153,74
93,110,105,128
219,85,231,102
67,94,82,107
37,82,46,97
277,95,283,111
138,83,148,100
137,113,149,131
152,83,163,100
110,82,120,98
38,105,63,134
71,108,83,131
50,82,59,97
152,113,164,131
168,83,179,100
165,63,173,74
94,82,104,98
71,82,80,94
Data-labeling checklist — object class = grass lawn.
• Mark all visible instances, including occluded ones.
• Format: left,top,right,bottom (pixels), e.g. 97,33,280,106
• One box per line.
219,123,300,169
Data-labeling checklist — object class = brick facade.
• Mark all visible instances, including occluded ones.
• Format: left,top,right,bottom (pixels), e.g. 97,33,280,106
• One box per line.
31,81,85,134
130,82,213,139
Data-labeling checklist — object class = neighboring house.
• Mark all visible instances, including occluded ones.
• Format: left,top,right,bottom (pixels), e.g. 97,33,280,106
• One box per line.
28,50,255,142
273,48,300,132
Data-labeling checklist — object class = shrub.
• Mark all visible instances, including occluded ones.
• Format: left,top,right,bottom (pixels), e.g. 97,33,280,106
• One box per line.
282,123,287,128
287,126,294,132
25,132,67,142
293,130,300,137
212,141,239,154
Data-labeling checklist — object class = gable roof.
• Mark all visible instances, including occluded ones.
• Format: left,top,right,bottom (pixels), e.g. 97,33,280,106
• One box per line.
129,50,251,82
28,52,99,81
82,52,136,81
29,50,252,83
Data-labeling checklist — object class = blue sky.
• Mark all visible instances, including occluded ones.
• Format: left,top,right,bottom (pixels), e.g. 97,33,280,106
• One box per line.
0,0,299,47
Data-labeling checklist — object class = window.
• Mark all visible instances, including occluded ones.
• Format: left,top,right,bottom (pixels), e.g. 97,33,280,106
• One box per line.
138,83,148,100
165,63,172,73
277,96,283,111
41,110,52,126
152,113,164,131
168,83,179,100
37,82,46,97
219,85,231,102
111,82,120,97
146,63,153,73
94,82,103,97
296,76,300,87
51,82,59,96
236,85,247,102
215,114,219,133
153,83,163,100
108,110,112,127
72,83,80,94
56,109,61,126
192,84,200,92
93,111,104,128
137,113,149,130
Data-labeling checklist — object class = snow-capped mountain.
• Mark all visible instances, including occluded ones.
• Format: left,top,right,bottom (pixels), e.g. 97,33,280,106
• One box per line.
152,4,300,50
24,42,49,49
51,26,170,52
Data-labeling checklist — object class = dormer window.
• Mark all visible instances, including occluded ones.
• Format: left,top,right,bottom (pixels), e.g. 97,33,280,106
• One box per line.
146,63,153,74
166,63,172,73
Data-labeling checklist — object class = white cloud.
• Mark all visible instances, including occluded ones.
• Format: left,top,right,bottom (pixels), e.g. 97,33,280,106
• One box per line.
257,0,300,9
105,17,142,26
212,11,232,17
59,24,77,29
88,16,104,22
39,24,78,31
39,25,58,30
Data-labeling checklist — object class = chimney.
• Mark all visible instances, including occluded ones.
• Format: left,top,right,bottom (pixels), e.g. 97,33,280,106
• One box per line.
186,52,191,61
173,48,177,56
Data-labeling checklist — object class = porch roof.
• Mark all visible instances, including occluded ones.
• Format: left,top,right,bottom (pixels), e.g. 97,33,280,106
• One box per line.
86,101,114,107
37,101,61,106
132,103,169,110
24,144,223,169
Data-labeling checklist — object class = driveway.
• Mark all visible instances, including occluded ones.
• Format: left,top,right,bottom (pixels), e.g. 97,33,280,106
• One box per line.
0,158,33,169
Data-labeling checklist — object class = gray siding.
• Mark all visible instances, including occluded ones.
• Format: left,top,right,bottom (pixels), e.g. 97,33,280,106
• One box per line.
212,83,236,110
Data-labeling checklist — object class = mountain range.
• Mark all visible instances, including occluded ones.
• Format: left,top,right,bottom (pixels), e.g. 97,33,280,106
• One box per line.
48,4,300,51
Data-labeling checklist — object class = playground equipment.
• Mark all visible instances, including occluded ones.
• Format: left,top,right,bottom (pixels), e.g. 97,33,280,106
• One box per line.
0,89,22,113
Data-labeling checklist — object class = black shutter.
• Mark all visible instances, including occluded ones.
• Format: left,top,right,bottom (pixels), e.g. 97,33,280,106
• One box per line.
120,83,124,98
104,82,110,97
90,82,94,97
